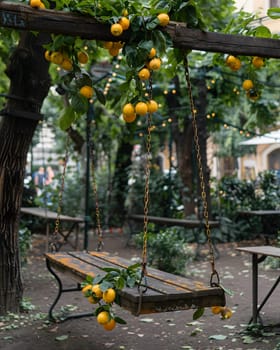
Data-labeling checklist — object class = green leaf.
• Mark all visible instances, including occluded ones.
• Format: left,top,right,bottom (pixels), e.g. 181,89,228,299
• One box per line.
92,275,103,285
219,284,234,297
55,335,69,341
102,267,121,273
209,334,227,340
146,18,160,30
71,94,88,114
192,307,204,320
100,280,113,291
267,7,280,19
115,276,125,290
95,87,106,105
58,106,76,130
254,25,271,38
114,316,127,324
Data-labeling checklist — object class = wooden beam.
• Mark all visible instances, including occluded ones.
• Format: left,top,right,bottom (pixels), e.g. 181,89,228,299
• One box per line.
1,2,280,58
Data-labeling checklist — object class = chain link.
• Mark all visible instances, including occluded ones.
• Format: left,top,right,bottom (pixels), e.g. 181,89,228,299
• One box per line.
141,74,153,277
184,55,219,286
87,105,104,251
90,144,104,251
49,135,70,253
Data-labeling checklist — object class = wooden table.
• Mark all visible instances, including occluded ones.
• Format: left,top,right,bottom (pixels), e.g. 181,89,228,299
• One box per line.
238,210,280,242
236,245,280,324
21,207,84,251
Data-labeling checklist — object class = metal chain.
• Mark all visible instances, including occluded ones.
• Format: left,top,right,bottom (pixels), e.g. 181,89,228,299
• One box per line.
90,144,104,251
184,55,220,287
49,135,70,253
88,106,104,251
141,75,153,279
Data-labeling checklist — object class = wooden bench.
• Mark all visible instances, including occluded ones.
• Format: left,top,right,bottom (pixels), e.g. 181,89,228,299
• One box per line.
126,214,220,256
236,245,280,324
45,250,226,321
21,207,84,251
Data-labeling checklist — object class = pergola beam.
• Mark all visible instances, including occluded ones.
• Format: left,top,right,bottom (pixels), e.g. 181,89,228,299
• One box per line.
1,2,280,58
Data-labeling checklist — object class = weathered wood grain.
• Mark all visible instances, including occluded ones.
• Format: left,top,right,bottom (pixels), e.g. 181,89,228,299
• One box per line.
1,2,280,58
45,251,225,315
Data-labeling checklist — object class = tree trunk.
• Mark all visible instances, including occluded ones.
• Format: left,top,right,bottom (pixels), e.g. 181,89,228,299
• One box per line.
0,31,50,315
166,77,195,216
110,141,133,226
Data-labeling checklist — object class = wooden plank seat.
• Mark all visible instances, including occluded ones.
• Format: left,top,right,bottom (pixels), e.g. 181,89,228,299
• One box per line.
45,250,225,321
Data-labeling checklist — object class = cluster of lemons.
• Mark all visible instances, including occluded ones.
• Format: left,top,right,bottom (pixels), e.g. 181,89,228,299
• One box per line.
225,54,265,101
82,283,117,331
101,11,130,57
44,49,95,99
121,13,170,123
211,305,233,319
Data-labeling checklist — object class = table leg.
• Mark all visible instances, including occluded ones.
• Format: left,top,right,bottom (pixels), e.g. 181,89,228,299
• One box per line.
46,221,50,252
252,253,258,324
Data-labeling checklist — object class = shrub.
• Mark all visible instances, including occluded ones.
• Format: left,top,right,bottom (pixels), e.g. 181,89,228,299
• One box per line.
134,226,194,275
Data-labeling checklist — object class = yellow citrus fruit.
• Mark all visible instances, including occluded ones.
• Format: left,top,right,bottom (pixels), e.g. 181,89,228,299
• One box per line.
30,0,42,8
92,284,103,298
252,56,264,68
108,47,120,57
111,23,123,37
60,58,73,71
113,42,124,49
148,48,157,59
87,296,99,304
103,41,113,49
225,55,241,71
157,13,170,26
122,103,135,116
148,57,161,71
123,113,137,123
50,51,64,65
138,68,151,81
122,9,128,17
44,50,52,61
103,318,116,331
80,85,94,99
97,311,110,325
211,306,223,314
119,17,130,30
221,307,233,319
77,51,89,64
242,79,254,91
147,100,158,113
103,288,116,304
82,284,92,295
135,102,148,116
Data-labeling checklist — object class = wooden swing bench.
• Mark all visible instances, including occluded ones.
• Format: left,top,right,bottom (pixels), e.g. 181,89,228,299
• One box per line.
45,250,225,321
